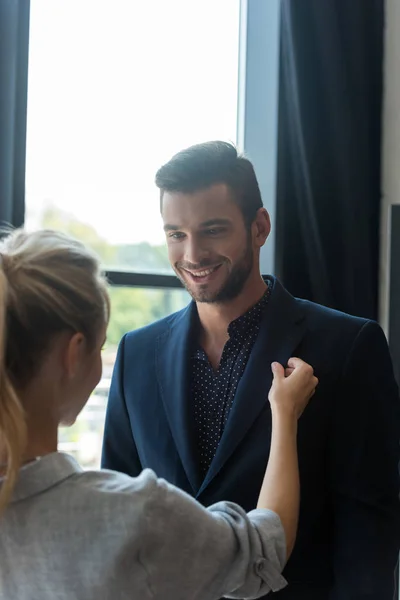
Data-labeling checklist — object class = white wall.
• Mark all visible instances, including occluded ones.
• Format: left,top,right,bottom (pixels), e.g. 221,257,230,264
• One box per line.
380,0,400,333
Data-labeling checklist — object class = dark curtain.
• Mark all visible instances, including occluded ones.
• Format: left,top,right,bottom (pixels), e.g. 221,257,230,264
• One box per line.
275,0,384,320
0,0,30,230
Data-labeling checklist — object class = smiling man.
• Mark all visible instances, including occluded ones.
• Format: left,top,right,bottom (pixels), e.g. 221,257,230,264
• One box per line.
102,141,400,600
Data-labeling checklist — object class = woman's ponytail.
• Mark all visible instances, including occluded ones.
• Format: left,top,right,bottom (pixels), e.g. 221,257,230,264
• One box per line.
0,266,27,516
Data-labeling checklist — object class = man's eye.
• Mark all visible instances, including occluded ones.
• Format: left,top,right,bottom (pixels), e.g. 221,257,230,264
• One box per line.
169,232,185,240
205,228,224,236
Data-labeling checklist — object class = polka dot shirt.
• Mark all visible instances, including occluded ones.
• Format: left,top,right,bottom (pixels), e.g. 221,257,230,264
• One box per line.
192,286,271,478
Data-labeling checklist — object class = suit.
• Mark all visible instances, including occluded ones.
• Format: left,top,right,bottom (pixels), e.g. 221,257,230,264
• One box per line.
102,276,400,599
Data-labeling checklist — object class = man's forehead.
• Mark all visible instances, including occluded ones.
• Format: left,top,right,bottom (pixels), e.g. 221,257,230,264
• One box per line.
162,184,239,223
163,217,233,232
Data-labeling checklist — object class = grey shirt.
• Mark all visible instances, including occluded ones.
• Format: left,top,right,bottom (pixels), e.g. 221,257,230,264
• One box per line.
0,453,287,600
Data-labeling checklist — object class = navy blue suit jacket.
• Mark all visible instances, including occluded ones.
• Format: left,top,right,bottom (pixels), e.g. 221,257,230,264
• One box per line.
102,277,400,599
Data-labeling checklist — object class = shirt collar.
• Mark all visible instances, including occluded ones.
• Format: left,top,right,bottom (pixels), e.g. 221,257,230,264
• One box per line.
0,452,82,503
227,284,271,337
192,279,272,359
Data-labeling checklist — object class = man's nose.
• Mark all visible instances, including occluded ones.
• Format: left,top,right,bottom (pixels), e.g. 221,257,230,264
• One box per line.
183,236,210,266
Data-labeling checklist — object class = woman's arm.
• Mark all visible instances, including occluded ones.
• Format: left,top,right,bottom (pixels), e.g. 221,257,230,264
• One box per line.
257,411,299,560
257,358,317,559
141,473,287,600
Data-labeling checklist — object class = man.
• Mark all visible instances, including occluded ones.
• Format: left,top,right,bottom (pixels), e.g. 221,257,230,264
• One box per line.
102,141,400,599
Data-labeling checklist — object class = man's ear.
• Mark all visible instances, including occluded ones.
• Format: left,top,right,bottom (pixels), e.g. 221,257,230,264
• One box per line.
252,208,271,248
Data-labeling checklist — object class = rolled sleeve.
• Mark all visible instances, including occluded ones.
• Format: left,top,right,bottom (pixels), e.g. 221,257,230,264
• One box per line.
140,474,287,600
210,504,287,598
238,508,287,595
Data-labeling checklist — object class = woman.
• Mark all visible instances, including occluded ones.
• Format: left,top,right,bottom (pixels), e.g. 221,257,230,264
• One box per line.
0,228,317,600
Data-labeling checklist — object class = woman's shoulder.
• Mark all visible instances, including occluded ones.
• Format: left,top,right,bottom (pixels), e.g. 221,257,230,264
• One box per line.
69,464,204,532
54,460,167,535
69,463,161,507
27,453,164,517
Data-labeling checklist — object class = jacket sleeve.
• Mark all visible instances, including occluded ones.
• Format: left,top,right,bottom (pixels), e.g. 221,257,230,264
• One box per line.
141,474,287,600
101,334,142,477
330,320,400,599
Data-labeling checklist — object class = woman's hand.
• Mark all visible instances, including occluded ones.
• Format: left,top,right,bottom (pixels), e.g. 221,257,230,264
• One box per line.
268,357,318,419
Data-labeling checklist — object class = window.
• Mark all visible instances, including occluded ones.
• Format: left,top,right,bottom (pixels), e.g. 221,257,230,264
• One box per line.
25,0,240,467
25,0,240,270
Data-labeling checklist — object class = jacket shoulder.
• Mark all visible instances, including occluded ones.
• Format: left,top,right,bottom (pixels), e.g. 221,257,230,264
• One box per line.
295,297,382,348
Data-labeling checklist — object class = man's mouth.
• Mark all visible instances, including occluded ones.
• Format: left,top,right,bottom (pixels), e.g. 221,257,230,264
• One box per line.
182,264,222,282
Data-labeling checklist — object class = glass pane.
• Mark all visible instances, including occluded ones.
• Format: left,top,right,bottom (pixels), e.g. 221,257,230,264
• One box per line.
58,286,190,468
25,0,240,271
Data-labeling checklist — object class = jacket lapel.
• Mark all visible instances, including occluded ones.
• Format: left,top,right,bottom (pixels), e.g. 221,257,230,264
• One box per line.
155,302,203,494
198,278,307,495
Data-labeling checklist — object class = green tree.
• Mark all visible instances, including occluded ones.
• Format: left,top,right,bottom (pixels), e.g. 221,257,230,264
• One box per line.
115,241,171,272
41,206,117,265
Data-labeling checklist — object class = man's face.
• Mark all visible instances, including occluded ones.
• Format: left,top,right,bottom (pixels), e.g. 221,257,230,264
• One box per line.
162,184,255,303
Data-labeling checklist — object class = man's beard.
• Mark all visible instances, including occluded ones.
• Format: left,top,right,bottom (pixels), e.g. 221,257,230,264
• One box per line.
177,237,254,304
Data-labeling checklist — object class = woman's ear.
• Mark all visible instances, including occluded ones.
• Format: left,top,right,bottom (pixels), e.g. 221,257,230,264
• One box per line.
64,332,85,379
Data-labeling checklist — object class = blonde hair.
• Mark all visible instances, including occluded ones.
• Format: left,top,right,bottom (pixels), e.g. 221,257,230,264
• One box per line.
0,228,109,515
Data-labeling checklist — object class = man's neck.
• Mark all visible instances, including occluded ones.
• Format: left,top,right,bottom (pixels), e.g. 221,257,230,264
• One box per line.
197,274,268,347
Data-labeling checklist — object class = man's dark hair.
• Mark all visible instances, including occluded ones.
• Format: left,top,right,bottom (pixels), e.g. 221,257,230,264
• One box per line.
155,141,263,226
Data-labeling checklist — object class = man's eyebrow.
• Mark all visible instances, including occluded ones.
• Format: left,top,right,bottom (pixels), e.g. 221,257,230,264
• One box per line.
163,218,231,232
199,218,231,227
